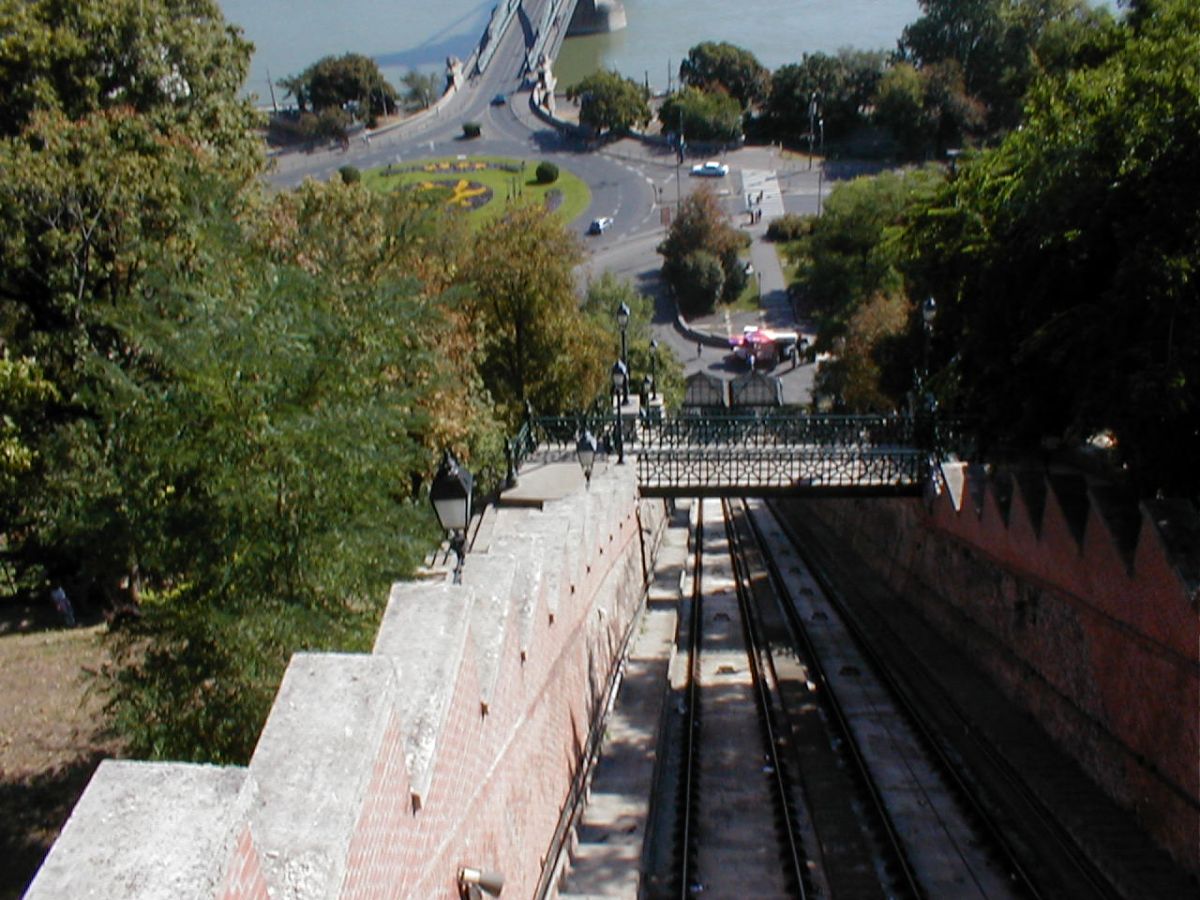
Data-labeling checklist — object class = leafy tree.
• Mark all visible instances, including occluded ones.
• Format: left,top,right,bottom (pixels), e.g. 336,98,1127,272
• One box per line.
581,273,684,407
99,190,485,761
672,251,726,317
788,170,937,330
813,293,911,413
765,50,887,143
679,41,770,109
902,0,1200,496
658,87,743,143
873,59,986,157
658,186,749,315
566,70,651,135
0,353,56,499
0,0,261,167
401,69,442,110
872,63,928,156
0,0,512,763
282,53,397,122
462,204,609,421
898,0,1115,133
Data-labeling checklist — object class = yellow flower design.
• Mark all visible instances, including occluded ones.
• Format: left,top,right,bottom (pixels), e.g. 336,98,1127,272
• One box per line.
449,179,487,207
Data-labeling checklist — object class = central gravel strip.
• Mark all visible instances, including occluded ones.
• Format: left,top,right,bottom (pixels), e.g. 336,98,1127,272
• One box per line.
690,498,792,899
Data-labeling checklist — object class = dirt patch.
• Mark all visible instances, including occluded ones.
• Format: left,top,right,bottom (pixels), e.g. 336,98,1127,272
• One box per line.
0,625,121,899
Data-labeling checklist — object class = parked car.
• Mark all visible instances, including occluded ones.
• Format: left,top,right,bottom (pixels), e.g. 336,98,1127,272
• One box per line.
690,160,729,177
588,216,614,234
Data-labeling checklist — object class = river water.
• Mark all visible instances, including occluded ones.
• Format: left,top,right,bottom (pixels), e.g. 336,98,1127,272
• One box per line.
220,0,920,104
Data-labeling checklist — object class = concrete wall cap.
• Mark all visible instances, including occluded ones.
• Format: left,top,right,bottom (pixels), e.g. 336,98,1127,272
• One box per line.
25,761,250,900
375,581,473,802
461,554,519,707
248,653,396,900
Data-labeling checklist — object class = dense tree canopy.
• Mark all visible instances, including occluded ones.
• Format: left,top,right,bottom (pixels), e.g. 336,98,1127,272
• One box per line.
566,69,651,135
0,0,261,165
278,52,397,121
581,274,685,408
401,69,442,111
0,0,523,762
897,0,1117,134
679,41,770,109
765,50,887,143
463,204,609,422
902,0,1200,496
658,187,749,315
658,86,742,143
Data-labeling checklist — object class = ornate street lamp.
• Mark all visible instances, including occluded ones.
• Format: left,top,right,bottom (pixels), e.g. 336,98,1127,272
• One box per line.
922,296,937,378
611,360,628,464
616,302,631,373
430,450,473,583
576,430,598,486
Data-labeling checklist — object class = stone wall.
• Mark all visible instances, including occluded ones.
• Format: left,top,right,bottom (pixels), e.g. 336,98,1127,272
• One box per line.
27,464,662,899
804,462,1199,871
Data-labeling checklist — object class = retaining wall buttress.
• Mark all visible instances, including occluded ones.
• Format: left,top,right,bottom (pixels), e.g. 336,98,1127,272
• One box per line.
25,464,660,899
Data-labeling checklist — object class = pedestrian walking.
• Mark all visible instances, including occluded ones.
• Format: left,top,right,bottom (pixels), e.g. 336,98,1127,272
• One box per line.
697,340,703,357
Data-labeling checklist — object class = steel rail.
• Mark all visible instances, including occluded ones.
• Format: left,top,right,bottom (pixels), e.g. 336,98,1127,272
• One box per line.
740,499,924,899
721,499,810,898
674,499,704,900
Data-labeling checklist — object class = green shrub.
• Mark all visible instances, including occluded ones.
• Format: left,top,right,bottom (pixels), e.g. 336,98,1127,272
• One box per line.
338,165,361,184
535,161,559,184
462,121,481,138
673,250,725,316
766,213,811,242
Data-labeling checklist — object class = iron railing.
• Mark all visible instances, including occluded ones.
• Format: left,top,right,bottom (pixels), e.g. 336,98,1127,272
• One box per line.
511,411,972,496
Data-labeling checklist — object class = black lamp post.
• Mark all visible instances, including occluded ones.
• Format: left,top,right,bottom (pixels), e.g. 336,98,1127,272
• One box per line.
649,339,659,400
611,360,627,464
576,430,598,486
922,296,937,378
616,302,631,374
430,450,473,583
808,91,819,169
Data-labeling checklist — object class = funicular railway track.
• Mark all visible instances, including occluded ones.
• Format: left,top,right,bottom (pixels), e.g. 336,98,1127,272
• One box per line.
658,497,1121,899
668,498,923,899
765,499,1127,900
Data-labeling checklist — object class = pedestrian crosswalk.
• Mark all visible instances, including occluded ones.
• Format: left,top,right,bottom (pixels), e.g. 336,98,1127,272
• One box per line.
739,169,786,222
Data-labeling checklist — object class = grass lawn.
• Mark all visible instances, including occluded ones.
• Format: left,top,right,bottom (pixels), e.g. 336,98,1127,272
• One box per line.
361,156,591,230
720,249,761,315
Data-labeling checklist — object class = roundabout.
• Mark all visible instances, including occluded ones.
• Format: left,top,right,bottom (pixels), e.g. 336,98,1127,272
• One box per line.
360,155,591,226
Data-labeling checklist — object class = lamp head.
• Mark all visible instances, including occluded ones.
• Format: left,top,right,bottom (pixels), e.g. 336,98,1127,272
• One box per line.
615,301,630,331
430,451,473,535
922,296,937,326
576,430,598,483
610,359,628,393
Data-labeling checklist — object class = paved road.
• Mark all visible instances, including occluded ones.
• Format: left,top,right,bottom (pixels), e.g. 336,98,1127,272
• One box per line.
264,9,830,405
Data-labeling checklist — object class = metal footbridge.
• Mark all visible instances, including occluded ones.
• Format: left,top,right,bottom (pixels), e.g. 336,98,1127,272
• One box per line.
513,411,960,498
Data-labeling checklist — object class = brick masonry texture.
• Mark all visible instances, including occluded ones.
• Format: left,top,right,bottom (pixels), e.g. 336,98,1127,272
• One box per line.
803,462,1199,872
25,465,659,900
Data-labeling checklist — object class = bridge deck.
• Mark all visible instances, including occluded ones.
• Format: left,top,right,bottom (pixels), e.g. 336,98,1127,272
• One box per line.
636,445,926,497
517,413,943,499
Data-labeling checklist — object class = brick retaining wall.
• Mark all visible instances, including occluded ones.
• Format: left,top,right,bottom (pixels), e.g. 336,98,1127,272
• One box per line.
28,465,661,899
803,463,1199,872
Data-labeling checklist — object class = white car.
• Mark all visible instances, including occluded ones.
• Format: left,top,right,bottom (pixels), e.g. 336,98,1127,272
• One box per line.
690,160,729,177
588,216,614,234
